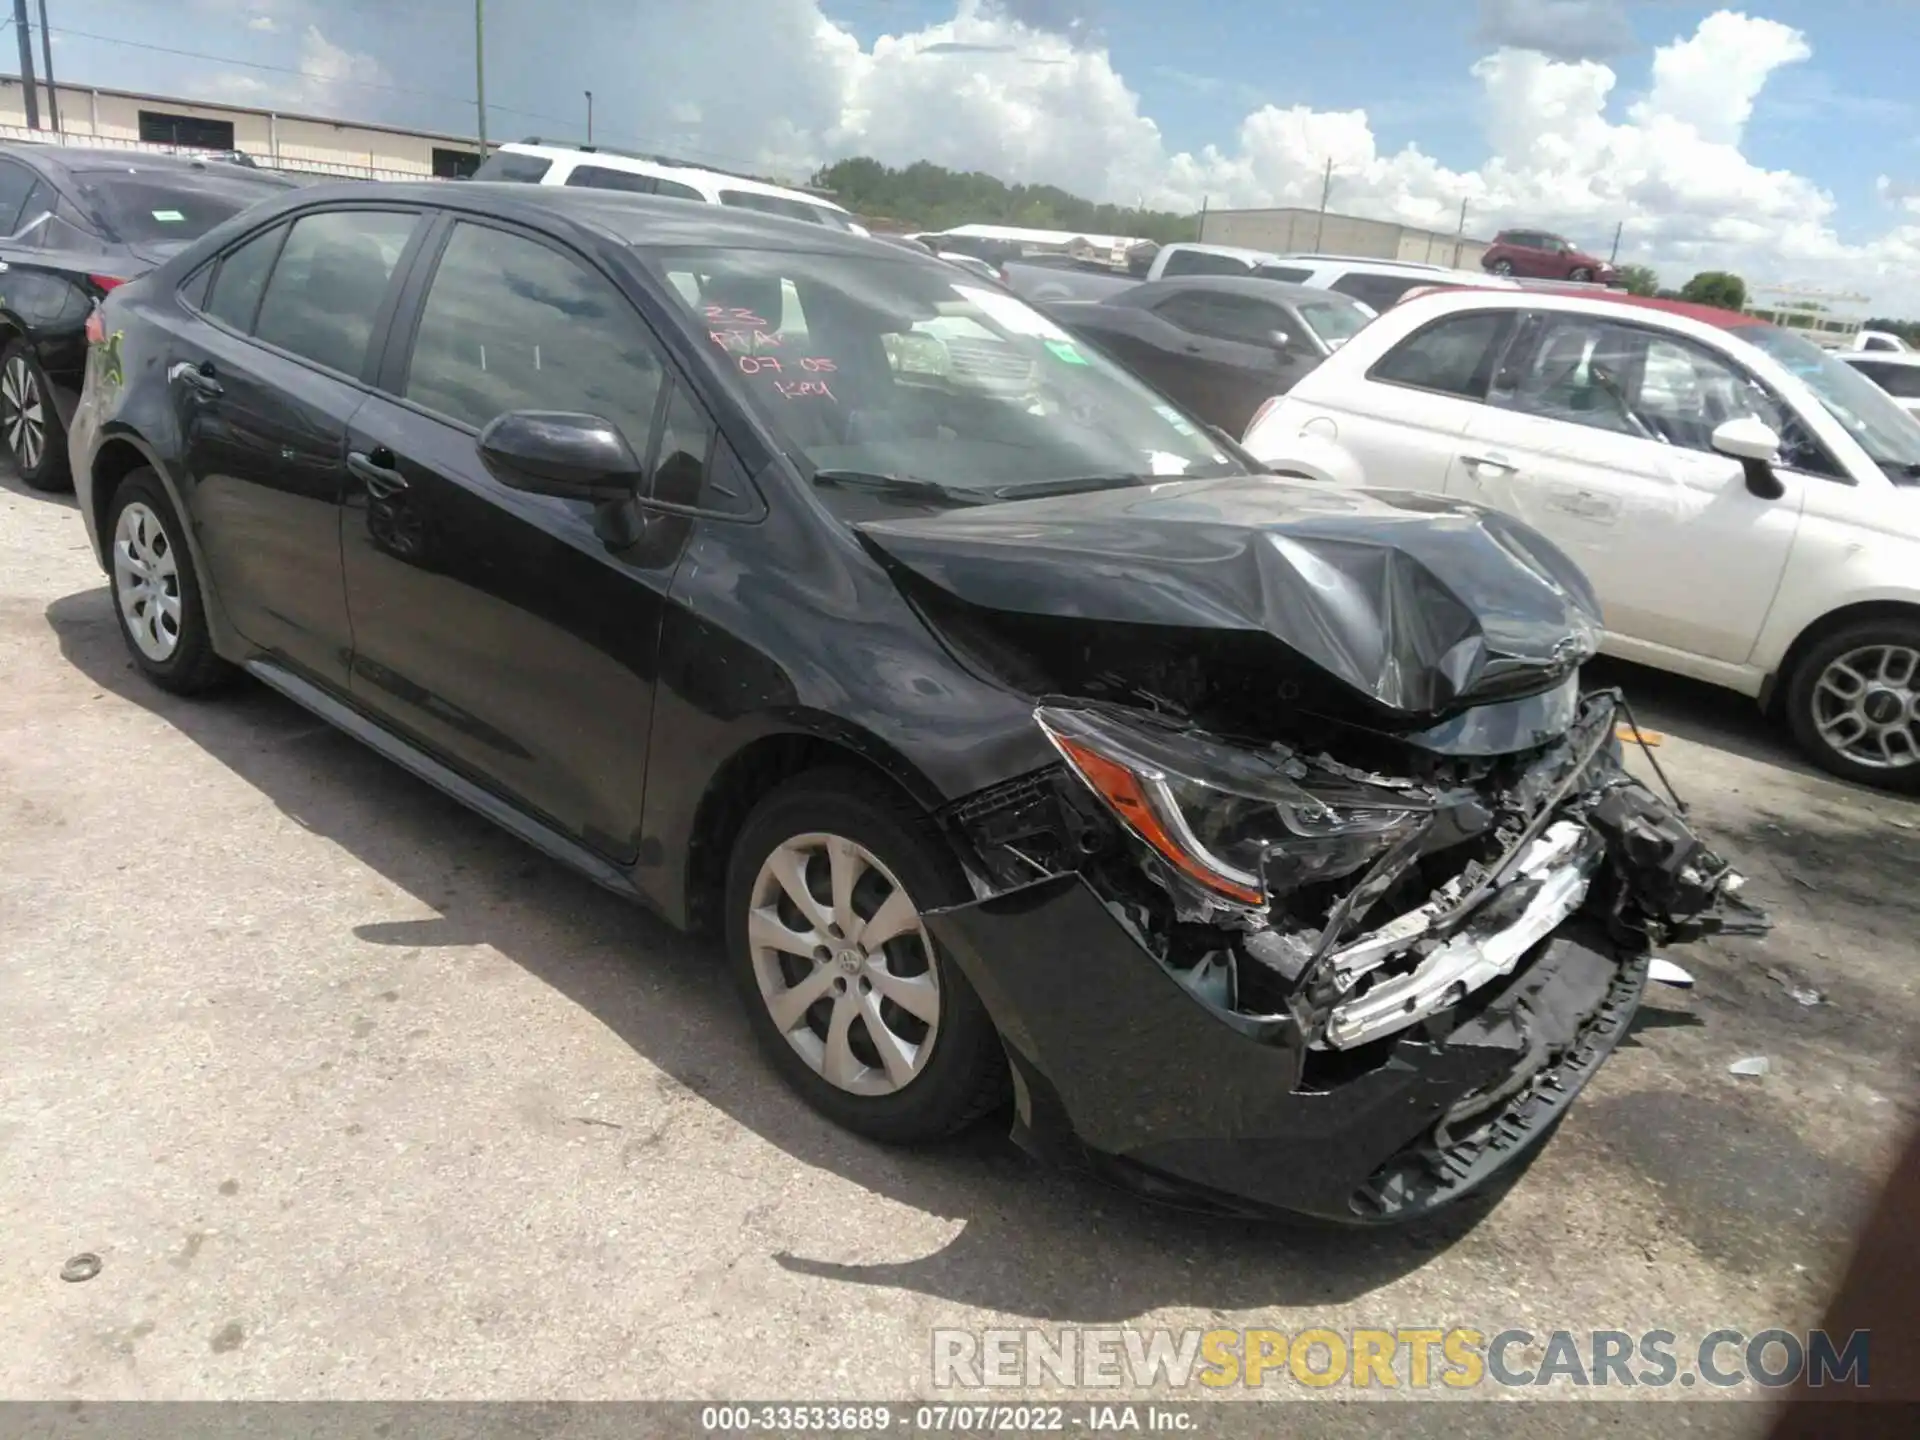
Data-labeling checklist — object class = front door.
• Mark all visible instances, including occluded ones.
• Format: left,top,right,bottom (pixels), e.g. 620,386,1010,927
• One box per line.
174,207,425,689
1447,312,1808,665
341,217,699,856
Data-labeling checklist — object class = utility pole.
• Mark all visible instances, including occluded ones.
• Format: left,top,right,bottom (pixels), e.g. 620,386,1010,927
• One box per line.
1608,219,1623,264
1197,193,1208,242
1453,196,1468,268
1311,157,1333,251
35,0,57,132
584,89,593,144
12,0,40,130
473,0,487,150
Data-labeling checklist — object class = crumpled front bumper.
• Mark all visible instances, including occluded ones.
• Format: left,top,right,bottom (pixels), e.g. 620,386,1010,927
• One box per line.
926,877,1651,1224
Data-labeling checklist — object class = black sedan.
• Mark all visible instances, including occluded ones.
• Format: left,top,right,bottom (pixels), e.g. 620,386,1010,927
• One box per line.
1039,276,1374,436
0,144,296,491
69,183,1756,1222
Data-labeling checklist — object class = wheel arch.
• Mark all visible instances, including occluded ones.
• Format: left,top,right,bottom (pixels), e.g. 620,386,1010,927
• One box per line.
680,725,949,937
1761,599,1920,715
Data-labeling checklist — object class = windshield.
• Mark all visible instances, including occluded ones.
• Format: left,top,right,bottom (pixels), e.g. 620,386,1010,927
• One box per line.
1739,323,1920,479
646,245,1246,497
73,168,293,246
1298,298,1371,348
715,188,855,231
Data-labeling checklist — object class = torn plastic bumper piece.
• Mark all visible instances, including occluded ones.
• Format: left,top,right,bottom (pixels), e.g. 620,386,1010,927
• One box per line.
924,873,1648,1223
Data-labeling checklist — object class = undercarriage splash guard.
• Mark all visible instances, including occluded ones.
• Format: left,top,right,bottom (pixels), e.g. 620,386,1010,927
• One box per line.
930,689,1767,1222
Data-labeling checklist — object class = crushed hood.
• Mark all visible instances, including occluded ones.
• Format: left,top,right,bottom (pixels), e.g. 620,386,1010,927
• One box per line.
857,476,1602,719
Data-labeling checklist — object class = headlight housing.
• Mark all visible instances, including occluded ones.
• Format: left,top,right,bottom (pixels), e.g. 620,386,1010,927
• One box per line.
1036,706,1430,907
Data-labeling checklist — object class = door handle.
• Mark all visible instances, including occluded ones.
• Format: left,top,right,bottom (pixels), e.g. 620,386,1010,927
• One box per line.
348,448,408,499
1461,452,1517,477
167,360,222,399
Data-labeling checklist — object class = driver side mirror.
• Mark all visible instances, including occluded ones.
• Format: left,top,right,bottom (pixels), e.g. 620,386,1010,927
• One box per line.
1711,416,1787,500
478,411,643,503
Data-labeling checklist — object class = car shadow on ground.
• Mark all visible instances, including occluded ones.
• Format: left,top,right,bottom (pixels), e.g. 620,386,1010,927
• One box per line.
0,467,80,510
45,584,1531,1321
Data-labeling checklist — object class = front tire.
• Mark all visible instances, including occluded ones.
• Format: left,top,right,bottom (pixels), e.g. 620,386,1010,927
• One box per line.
1569,266,1595,282
106,469,234,695
1,339,71,493
725,769,1008,1143
1784,619,1920,792
1489,258,1516,276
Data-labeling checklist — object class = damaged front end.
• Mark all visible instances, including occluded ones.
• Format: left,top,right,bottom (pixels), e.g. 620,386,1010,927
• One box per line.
861,478,1769,1221
931,689,1764,1221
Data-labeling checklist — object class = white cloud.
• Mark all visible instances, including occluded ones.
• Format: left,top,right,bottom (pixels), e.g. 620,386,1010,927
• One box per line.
248,16,279,32
202,23,390,115
626,1,1918,311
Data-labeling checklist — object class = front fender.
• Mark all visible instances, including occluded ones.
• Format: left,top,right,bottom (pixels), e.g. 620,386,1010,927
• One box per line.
1243,427,1368,489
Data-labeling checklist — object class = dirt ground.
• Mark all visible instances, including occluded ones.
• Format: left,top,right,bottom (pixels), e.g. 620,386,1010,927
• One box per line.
2,464,1915,1426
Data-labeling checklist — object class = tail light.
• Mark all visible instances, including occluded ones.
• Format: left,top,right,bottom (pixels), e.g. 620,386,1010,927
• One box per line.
88,274,128,293
85,307,106,345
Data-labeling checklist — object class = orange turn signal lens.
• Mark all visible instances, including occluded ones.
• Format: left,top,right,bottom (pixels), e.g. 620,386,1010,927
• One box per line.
1053,734,1266,906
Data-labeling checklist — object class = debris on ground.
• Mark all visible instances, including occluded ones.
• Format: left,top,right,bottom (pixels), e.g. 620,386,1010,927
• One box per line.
1767,968,1826,1007
59,1253,101,1283
1616,723,1664,746
1728,1056,1771,1077
1648,957,1695,988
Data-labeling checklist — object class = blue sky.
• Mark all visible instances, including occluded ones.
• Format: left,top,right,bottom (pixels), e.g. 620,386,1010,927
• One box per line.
21,1,1920,305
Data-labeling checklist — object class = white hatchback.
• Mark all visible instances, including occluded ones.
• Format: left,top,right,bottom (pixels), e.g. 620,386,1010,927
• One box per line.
1242,287,1920,790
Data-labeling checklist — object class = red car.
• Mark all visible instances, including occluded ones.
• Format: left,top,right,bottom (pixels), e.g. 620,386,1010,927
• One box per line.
1481,228,1617,284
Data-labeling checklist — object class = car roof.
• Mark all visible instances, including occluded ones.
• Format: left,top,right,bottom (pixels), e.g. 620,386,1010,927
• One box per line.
496,141,849,212
1405,280,1765,331
258,180,898,257
0,143,298,183
1126,275,1352,305
1840,349,1920,367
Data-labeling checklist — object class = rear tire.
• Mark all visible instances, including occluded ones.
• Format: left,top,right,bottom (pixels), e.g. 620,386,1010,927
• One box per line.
1784,618,1920,792
724,768,1008,1143
105,469,235,696
1,339,71,493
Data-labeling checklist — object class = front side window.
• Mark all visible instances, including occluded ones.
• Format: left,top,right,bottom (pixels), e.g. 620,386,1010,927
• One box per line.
204,222,286,331
404,221,665,449
253,210,418,376
566,164,658,194
1331,272,1438,312
1741,324,1920,481
645,244,1243,498
1368,310,1514,400
1155,291,1291,347
1296,298,1370,348
1492,317,1840,476
1853,362,1920,400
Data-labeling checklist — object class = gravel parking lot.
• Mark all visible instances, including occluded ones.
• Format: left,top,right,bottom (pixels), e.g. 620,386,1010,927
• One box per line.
2,463,1916,1416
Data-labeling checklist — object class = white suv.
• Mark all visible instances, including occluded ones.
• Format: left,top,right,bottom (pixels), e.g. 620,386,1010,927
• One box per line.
471,140,867,233
1242,287,1920,790
1148,242,1514,310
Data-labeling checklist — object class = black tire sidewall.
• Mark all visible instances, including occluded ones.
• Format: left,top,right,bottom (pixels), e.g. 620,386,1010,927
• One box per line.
1570,267,1593,282
1491,259,1515,275
723,771,1006,1143
2,339,71,492
1785,621,1920,792
106,470,224,693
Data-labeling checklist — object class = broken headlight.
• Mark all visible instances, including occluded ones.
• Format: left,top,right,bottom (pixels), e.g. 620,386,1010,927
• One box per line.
1036,705,1429,907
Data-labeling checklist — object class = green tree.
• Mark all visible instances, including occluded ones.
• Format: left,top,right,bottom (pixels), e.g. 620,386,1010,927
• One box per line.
1679,271,1748,311
1615,263,1660,297
809,156,1200,243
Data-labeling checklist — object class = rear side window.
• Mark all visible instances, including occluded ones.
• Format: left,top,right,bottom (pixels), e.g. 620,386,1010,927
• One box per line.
204,222,286,331
71,169,294,245
402,221,666,448
253,210,418,376
0,160,39,236
1369,310,1514,400
471,151,554,183
654,178,704,201
566,164,658,194
1331,272,1438,312
1159,249,1252,278
1252,264,1311,282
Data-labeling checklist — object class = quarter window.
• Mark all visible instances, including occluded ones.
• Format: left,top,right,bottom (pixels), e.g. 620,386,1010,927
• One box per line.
1368,310,1514,399
403,220,666,449
253,210,418,376
204,223,286,332
566,165,658,194
0,160,38,236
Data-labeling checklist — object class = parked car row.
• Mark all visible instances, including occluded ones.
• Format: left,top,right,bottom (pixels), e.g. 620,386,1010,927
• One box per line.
53,172,1761,1224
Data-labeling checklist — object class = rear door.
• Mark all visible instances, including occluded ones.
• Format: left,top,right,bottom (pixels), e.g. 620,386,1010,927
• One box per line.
172,206,427,689
341,215,707,855
1449,313,1809,664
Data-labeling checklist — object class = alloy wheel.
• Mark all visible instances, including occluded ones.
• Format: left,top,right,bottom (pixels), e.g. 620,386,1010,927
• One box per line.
112,501,183,662
1811,643,1920,770
747,832,941,1096
1,354,45,472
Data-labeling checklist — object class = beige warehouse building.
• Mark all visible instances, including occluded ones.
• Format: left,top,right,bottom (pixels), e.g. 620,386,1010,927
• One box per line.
0,78,485,180
1199,205,1490,270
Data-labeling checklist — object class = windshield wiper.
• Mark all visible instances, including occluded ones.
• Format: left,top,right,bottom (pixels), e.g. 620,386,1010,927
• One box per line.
989,474,1154,501
809,469,985,506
